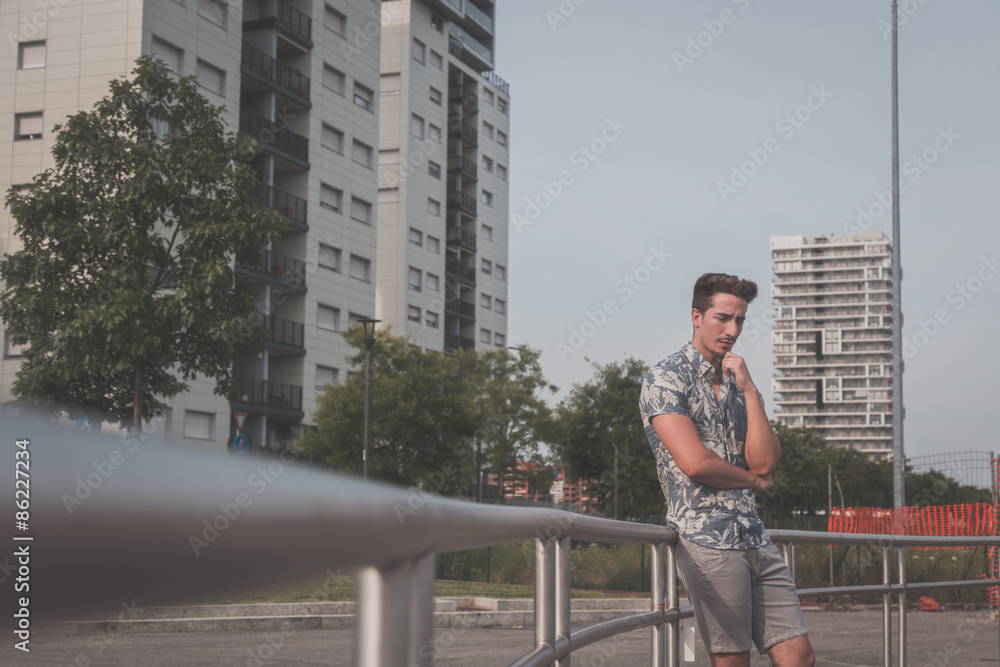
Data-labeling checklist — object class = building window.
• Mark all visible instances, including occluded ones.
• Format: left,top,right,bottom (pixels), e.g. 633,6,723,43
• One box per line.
480,328,491,344
318,304,341,331
323,64,345,94
481,259,492,276
428,124,442,143
195,59,225,95
352,140,373,167
497,97,508,114
483,89,494,105
425,311,439,329
427,198,441,216
482,121,494,139
379,149,400,164
426,273,439,292
408,305,421,322
353,83,373,111
430,87,443,105
429,50,443,69
350,197,372,224
409,228,423,246
14,113,43,141
481,224,493,241
316,365,339,389
411,114,425,139
318,243,341,271
428,161,441,179
431,14,443,32
198,0,228,27
320,184,342,212
497,164,507,181
321,124,344,153
427,236,440,254
378,188,399,203
482,156,493,173
184,411,213,440
408,267,422,291
495,333,506,347
349,255,371,282
381,72,400,95
151,36,183,73
324,5,346,35
497,131,508,147
496,264,506,280
17,41,45,69
480,293,492,310
482,190,493,207
495,299,506,315
4,334,28,358
412,38,426,64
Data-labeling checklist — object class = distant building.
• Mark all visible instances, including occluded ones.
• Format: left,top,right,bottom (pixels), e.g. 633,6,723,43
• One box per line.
770,232,894,460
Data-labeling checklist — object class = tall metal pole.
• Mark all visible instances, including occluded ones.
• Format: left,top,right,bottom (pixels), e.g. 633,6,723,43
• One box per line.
613,440,619,521
890,0,906,513
364,346,372,480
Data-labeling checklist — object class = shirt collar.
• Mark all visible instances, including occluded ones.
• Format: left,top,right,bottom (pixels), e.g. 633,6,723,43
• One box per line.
682,341,735,385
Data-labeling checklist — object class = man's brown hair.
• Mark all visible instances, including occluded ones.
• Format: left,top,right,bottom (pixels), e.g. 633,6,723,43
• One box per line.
692,273,758,313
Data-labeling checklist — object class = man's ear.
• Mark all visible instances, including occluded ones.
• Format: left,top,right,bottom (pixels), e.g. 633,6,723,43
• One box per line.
691,308,702,329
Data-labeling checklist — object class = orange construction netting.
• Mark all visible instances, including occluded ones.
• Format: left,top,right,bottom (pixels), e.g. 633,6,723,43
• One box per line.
828,503,996,538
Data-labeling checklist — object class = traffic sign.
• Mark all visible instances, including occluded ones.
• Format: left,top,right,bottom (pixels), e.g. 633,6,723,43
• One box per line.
233,433,249,455
553,467,565,481
233,412,248,432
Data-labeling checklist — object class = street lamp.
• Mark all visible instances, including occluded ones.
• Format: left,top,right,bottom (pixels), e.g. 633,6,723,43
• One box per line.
359,318,381,480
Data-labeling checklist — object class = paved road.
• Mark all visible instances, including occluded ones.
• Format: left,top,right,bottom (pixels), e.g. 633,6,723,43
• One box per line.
5,610,998,666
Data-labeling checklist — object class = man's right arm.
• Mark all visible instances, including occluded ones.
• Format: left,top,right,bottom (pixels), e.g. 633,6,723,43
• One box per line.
651,414,773,492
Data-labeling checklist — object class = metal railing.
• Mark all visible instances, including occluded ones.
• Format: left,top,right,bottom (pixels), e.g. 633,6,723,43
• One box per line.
239,107,309,166
241,42,311,103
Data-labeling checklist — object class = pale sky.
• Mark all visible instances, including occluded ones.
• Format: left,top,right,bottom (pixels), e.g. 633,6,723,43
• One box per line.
494,1,1000,459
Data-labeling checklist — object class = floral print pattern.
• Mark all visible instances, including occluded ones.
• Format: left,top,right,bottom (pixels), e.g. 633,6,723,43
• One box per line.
639,342,769,549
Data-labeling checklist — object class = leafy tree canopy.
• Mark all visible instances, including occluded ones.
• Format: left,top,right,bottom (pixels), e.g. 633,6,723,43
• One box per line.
0,55,282,430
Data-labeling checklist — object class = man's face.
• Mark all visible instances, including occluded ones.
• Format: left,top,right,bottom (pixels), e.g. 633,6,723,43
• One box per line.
691,292,748,365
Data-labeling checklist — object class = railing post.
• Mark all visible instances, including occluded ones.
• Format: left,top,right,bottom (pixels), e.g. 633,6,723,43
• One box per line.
650,543,666,667
883,545,892,667
408,553,436,667
897,545,906,667
358,556,432,667
535,537,556,658
555,537,572,667
782,542,797,585
667,542,679,667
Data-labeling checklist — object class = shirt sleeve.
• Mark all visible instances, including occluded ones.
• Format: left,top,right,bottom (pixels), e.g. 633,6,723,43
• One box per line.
639,365,689,420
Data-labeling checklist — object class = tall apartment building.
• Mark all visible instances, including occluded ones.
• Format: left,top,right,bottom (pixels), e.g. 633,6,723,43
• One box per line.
375,0,510,351
770,232,894,460
0,0,384,450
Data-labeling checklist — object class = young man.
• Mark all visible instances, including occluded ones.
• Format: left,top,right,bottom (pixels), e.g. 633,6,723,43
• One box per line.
639,273,814,667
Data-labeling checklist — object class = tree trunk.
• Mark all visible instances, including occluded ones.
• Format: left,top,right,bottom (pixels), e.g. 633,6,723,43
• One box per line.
132,359,144,434
497,469,506,505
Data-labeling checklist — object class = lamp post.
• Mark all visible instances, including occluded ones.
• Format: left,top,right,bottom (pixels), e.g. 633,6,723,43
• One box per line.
359,318,381,480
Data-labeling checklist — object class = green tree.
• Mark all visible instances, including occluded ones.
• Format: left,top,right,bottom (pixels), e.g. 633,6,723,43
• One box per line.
549,357,662,520
0,55,281,431
477,345,557,504
294,327,479,495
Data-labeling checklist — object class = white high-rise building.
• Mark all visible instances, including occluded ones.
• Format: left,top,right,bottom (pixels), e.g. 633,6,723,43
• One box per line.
770,232,894,460
375,0,509,351
0,0,386,450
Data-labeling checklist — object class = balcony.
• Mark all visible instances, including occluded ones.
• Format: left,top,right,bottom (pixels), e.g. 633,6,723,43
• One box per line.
465,2,493,34
444,332,475,351
447,190,478,217
237,247,307,292
255,183,308,231
446,226,477,251
264,315,305,355
240,107,309,170
449,121,478,146
233,377,304,417
241,42,311,108
448,156,478,182
445,298,476,321
481,70,509,95
243,0,312,50
446,258,477,286
449,87,479,114
449,24,492,69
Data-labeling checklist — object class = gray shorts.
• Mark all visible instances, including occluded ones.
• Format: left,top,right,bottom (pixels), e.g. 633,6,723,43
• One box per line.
675,537,808,655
